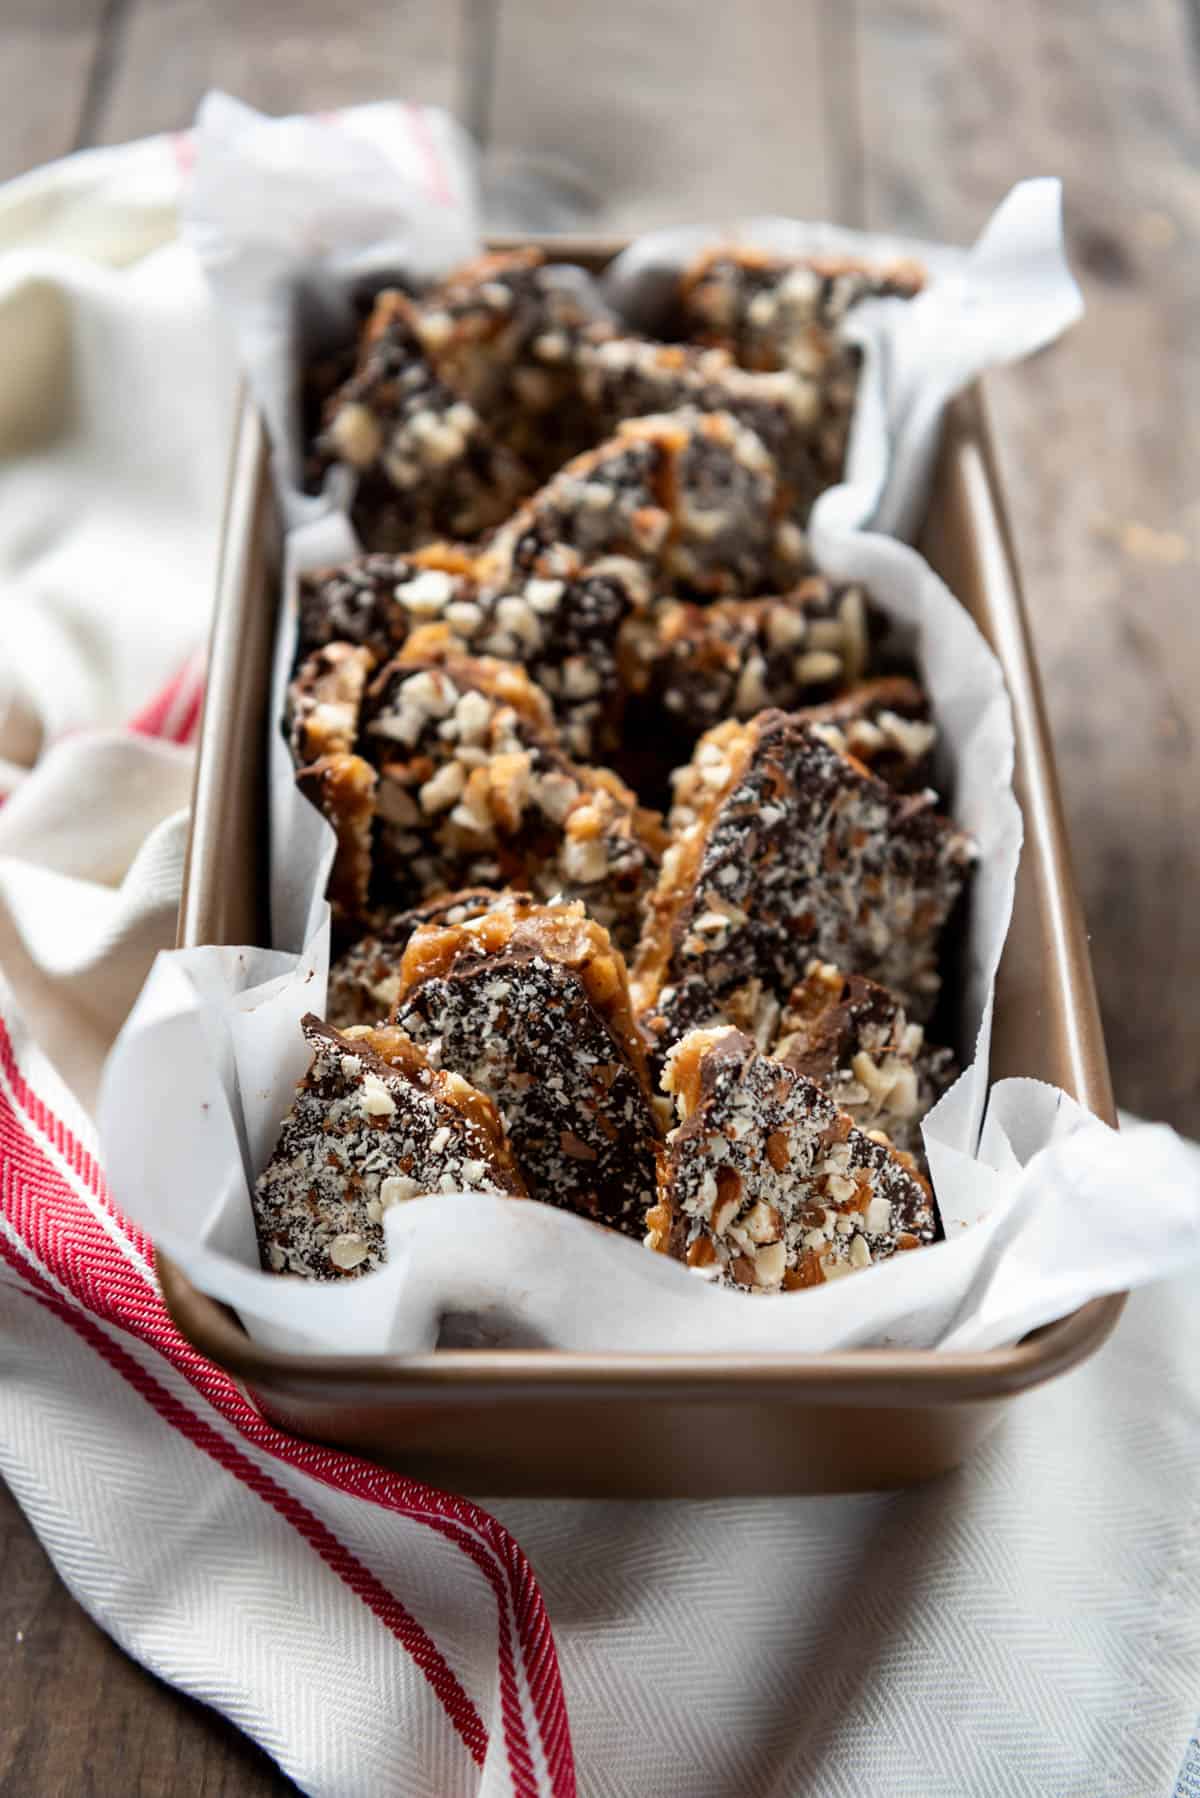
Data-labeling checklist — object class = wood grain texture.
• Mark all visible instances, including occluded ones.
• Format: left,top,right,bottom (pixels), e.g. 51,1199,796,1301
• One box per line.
87,0,460,145
0,1479,294,1794
485,0,840,231
855,0,1200,1135
0,0,108,182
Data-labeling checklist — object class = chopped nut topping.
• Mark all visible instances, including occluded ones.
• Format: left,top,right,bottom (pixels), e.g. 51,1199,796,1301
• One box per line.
658,1029,936,1290
329,1233,370,1270
290,251,955,1302
253,1016,524,1280
359,1071,398,1118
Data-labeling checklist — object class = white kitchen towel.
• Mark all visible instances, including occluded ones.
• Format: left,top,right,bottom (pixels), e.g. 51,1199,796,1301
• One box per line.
0,117,576,1798
3,114,1200,1798
1,983,572,1798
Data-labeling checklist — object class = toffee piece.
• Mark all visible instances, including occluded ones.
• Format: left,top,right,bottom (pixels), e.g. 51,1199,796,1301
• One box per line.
320,290,531,550
676,246,925,482
773,960,957,1163
575,336,823,513
393,898,661,1237
359,647,663,949
628,578,874,747
412,247,616,474
666,676,936,822
648,1025,937,1290
297,549,650,762
483,410,807,598
296,548,479,666
359,648,554,903
677,246,926,370
286,642,375,765
294,752,377,927
798,677,937,793
252,1014,526,1280
634,710,973,1061
327,887,522,1029
473,557,652,760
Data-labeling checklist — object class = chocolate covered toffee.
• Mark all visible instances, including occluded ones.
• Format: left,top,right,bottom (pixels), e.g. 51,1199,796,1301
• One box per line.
266,242,971,1295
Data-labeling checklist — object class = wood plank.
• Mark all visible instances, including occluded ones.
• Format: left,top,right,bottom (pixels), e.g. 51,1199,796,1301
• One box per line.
87,0,461,145
0,0,107,182
855,0,1200,1136
0,1479,294,1794
486,0,840,233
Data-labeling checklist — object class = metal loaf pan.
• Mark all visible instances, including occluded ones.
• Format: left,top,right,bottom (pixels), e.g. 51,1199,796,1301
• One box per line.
162,238,1122,1497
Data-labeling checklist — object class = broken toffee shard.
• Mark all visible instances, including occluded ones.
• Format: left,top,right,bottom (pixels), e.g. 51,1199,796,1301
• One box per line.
393,897,663,1238
650,1026,937,1292
635,709,974,1062
252,1015,526,1281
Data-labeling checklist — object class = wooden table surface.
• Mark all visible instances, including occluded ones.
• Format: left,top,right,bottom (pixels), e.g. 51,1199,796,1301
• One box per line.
3,0,1198,1790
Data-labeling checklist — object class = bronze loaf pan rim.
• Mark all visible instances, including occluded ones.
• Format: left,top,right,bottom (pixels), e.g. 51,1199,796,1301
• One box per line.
162,233,1124,1402
156,1250,1122,1403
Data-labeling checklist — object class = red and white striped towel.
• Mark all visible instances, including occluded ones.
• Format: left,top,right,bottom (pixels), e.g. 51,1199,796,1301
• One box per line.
0,671,574,1797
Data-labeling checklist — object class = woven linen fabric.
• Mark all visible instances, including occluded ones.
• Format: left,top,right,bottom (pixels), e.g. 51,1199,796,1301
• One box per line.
491,1257,1200,1797
2,116,1199,1798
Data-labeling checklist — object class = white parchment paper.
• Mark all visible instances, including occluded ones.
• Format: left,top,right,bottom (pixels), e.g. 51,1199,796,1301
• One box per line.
98,100,1200,1355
